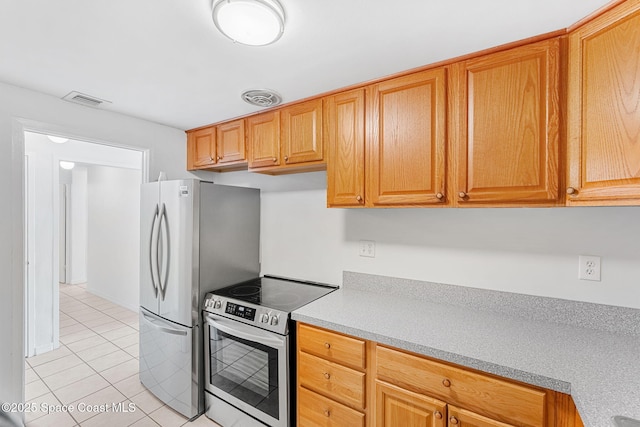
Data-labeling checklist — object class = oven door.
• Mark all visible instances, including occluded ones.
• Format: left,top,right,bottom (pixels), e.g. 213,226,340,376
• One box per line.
203,312,288,427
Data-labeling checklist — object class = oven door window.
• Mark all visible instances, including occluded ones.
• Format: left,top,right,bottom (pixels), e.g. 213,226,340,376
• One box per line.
209,327,279,419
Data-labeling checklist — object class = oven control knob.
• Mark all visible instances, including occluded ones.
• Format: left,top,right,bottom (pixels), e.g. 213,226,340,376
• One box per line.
213,300,222,309
270,315,279,326
261,313,270,323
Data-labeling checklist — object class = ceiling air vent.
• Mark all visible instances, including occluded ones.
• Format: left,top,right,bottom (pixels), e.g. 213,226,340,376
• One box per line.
62,91,110,108
241,89,282,108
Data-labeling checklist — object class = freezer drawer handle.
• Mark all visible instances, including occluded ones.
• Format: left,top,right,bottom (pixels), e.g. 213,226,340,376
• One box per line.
148,204,160,297
141,312,187,336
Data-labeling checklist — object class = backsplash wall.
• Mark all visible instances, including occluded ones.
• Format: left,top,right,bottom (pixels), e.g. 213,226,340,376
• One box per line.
210,171,640,309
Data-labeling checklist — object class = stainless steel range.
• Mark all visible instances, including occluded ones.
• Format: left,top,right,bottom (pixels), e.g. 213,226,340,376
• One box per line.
202,276,337,427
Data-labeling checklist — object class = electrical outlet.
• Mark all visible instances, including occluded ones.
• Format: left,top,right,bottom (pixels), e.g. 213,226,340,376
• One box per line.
359,240,376,258
579,255,601,281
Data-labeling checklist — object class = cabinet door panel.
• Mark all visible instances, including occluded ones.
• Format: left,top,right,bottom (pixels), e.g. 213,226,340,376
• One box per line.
217,119,246,164
281,98,324,165
567,1,640,204
188,127,216,169
326,89,366,207
456,38,560,204
368,68,447,206
247,111,281,169
448,405,515,427
376,380,446,427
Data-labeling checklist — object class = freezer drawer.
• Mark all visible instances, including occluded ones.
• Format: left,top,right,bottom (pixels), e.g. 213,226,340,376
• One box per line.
139,308,201,419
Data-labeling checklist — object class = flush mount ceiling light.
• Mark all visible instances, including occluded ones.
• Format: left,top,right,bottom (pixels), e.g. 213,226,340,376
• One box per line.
47,135,68,144
212,0,285,46
241,89,282,107
59,161,75,170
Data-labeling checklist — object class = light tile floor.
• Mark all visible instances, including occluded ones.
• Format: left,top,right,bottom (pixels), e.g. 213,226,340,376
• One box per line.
24,284,220,427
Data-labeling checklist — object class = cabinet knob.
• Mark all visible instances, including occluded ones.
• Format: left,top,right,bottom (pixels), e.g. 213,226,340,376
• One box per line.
324,342,331,349
450,416,459,425
356,195,363,202
284,156,289,161
324,409,331,417
442,379,451,387
272,157,277,162
434,411,443,419
217,156,222,160
436,192,444,200
566,187,577,195
323,372,331,380
458,192,467,199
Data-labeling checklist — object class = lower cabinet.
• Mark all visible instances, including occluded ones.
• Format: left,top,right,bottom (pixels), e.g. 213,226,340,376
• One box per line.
297,323,584,427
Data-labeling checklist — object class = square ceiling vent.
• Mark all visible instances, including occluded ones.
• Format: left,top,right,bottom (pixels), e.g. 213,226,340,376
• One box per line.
62,91,110,108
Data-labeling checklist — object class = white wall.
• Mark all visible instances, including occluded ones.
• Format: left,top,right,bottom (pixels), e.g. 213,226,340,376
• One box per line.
214,171,640,310
69,166,88,284
86,165,141,311
2,80,191,407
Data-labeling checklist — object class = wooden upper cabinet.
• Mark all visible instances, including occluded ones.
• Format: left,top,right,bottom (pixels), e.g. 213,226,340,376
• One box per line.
376,380,446,427
247,111,281,169
216,119,246,164
367,68,447,207
452,38,561,206
567,0,640,205
281,98,324,165
325,89,366,207
187,127,216,170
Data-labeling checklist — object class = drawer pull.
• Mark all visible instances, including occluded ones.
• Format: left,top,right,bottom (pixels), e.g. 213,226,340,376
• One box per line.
434,411,443,419
272,157,277,162
450,416,459,425
324,409,331,417
442,379,451,387
324,342,331,349
323,372,331,380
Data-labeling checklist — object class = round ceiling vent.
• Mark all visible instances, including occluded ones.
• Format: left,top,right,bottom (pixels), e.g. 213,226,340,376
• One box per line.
241,89,282,107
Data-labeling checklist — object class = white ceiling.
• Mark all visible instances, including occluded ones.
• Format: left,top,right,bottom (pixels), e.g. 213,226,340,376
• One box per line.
0,0,612,130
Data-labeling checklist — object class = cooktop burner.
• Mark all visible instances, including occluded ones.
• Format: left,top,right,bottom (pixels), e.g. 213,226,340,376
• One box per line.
211,276,336,313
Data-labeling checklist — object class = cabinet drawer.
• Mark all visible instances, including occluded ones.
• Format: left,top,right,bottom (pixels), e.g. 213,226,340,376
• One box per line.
298,386,365,427
298,323,366,370
376,346,546,426
299,351,366,410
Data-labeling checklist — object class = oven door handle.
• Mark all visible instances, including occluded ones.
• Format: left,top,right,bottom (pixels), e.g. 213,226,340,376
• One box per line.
204,313,285,349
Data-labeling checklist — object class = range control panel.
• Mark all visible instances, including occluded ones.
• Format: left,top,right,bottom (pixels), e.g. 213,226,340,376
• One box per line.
203,294,288,335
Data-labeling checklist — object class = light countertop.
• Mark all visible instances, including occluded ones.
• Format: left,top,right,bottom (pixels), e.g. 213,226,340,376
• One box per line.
292,286,640,427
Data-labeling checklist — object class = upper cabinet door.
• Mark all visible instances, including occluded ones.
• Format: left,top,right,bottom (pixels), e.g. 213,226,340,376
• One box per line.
281,98,324,165
567,1,640,205
325,89,366,207
187,127,216,169
367,69,447,207
216,119,246,164
247,111,281,169
454,38,561,205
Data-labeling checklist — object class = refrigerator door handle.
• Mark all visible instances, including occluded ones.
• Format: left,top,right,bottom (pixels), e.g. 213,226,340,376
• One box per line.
157,203,170,301
141,312,187,336
148,204,159,298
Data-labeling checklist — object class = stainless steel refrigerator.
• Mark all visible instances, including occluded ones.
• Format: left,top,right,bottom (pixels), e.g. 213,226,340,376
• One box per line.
139,179,260,419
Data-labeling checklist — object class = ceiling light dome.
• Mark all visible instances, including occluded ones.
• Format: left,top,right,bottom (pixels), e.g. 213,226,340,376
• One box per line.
212,0,285,46
59,161,75,170
47,135,68,144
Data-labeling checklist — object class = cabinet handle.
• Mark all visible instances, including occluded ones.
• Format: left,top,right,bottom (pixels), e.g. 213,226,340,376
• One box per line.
356,195,363,202
436,192,444,200
272,157,277,162
458,192,467,199
442,379,451,387
324,409,331,417
284,156,289,161
450,416,459,425
434,411,443,419
323,372,331,380
567,187,577,195
324,342,331,349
